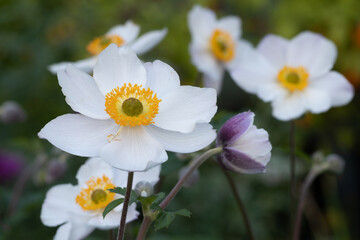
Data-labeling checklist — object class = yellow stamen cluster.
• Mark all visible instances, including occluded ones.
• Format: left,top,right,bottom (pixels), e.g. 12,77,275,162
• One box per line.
210,29,235,62
105,83,161,127
278,66,309,92
87,35,124,55
76,175,115,211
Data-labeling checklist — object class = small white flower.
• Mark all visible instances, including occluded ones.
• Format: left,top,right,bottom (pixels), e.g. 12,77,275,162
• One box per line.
188,5,249,93
49,20,167,74
230,31,354,121
40,157,161,240
39,44,217,172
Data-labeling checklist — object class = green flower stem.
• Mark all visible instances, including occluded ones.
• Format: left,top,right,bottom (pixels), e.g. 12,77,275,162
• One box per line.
292,164,328,240
136,147,223,240
221,168,255,240
117,172,134,240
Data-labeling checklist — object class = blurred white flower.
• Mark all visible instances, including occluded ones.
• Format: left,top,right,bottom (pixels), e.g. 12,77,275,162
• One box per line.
40,157,160,240
49,20,167,74
188,5,249,93
39,45,217,172
230,31,354,121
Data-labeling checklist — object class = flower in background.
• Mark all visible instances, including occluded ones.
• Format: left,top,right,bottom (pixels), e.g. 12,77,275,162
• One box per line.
0,101,27,124
216,111,272,174
39,45,217,172
230,31,354,121
0,150,24,183
188,5,249,93
41,157,161,240
49,20,167,74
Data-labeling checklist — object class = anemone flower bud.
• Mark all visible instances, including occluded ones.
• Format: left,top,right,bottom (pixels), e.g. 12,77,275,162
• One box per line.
0,150,24,182
0,101,26,124
134,181,154,197
216,111,272,174
325,154,345,174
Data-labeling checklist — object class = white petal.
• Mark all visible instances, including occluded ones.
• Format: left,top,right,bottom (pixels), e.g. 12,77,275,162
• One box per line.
100,126,167,172
93,45,147,95
89,203,138,230
38,114,118,157
225,40,253,71
257,34,289,71
288,31,337,78
257,82,287,102
189,44,224,82
48,57,97,75
144,60,180,99
145,123,216,153
113,165,161,188
231,126,272,166
57,65,108,119
76,158,113,187
311,71,354,107
188,5,216,46
229,41,277,95
216,16,241,40
154,86,217,133
41,184,80,227
131,28,167,55
203,74,223,94
54,222,94,240
302,88,331,113
271,92,306,121
106,20,140,43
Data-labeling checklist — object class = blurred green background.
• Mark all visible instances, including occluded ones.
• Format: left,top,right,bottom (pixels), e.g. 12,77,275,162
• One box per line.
0,0,359,239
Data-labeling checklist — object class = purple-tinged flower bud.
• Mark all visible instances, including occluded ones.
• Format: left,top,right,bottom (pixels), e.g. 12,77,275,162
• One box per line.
45,158,67,184
216,111,272,174
0,101,26,124
0,150,24,182
178,166,200,188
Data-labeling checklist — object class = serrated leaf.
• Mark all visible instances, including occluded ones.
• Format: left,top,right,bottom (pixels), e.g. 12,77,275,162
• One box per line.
173,209,191,217
154,211,175,231
152,192,165,205
108,187,126,196
102,198,124,218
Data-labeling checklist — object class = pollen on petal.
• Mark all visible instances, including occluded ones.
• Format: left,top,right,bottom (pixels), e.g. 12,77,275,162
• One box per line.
87,35,124,55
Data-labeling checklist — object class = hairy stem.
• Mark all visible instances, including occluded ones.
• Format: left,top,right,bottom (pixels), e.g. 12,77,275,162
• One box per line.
136,147,223,240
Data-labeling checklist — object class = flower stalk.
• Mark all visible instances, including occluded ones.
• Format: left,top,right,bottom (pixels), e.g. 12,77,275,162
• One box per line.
221,168,255,240
117,172,134,240
290,120,296,234
136,147,223,240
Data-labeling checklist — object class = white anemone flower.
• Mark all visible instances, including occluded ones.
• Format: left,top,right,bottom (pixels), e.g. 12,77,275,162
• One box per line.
40,157,161,240
39,44,217,172
230,31,354,121
188,5,249,93
49,20,167,74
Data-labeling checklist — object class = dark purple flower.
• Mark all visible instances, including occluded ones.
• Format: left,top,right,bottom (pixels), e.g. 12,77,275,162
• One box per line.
0,151,24,182
216,111,272,174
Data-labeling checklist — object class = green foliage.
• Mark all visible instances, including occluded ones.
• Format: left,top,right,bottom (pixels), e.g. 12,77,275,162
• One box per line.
102,198,124,218
154,209,192,231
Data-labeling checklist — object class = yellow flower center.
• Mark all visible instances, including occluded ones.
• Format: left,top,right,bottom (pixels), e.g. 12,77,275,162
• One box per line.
76,175,115,211
87,35,124,55
105,83,161,127
210,29,235,62
277,66,309,92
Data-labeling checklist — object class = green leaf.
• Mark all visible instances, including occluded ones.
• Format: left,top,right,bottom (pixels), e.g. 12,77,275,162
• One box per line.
152,192,165,205
102,198,124,218
108,187,126,196
129,190,138,205
153,208,191,231
154,211,175,231
173,209,191,217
